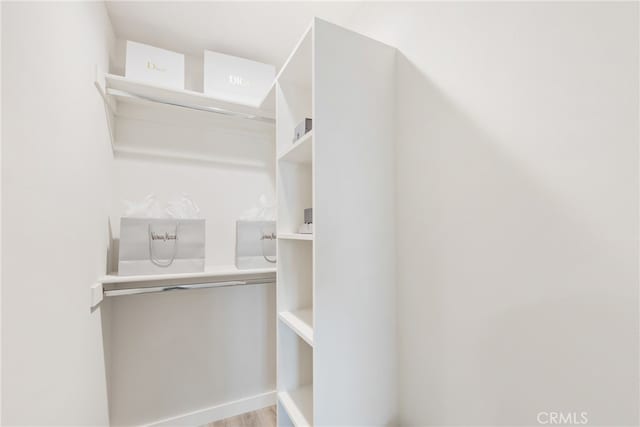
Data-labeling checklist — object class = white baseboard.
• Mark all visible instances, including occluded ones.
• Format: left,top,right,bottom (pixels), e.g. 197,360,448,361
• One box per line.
144,390,277,427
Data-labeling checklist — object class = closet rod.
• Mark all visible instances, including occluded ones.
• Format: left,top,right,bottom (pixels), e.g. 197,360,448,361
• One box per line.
106,88,276,124
104,278,275,297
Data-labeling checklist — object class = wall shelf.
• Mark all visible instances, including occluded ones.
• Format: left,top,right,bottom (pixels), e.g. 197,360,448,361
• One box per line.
278,385,313,427
104,73,275,123
99,265,275,294
278,131,312,164
278,233,313,241
279,309,313,346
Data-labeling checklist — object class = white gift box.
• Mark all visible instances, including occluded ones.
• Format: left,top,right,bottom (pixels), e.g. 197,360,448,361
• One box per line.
118,218,205,276
235,221,276,269
125,41,185,89
203,50,275,106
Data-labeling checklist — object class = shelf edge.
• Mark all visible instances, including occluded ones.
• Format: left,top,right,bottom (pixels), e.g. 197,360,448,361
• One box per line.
278,233,313,241
277,131,313,163
278,386,313,427
278,310,314,347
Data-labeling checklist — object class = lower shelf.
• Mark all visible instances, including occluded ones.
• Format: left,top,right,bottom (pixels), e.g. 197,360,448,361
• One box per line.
278,385,313,427
278,309,313,346
100,265,276,285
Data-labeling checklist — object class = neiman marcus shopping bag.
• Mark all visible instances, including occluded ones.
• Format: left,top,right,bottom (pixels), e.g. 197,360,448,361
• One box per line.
118,218,205,276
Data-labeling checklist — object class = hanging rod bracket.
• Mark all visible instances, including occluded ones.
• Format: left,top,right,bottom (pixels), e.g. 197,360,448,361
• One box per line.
90,282,104,308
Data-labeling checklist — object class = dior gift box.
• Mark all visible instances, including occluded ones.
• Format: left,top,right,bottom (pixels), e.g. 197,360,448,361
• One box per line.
203,50,275,106
125,41,185,89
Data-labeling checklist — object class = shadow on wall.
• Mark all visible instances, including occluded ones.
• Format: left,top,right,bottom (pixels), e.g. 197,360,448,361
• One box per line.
395,53,638,426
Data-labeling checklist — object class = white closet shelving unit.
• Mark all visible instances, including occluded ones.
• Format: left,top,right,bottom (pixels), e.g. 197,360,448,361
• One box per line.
91,17,395,425
92,64,277,304
276,19,396,426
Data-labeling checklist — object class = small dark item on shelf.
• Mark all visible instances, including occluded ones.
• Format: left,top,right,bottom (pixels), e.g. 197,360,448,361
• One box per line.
294,118,312,142
298,207,313,234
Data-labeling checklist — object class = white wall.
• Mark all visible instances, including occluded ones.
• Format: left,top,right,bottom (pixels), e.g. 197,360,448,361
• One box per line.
1,2,114,425
106,284,275,426
0,1,3,421
347,2,639,426
106,90,276,425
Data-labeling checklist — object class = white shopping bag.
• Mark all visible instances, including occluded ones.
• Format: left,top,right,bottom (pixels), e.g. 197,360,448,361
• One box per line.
118,218,205,276
235,221,276,269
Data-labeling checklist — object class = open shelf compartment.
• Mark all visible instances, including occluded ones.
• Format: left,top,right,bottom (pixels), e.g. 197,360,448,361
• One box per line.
279,308,313,346
277,161,312,236
278,131,312,164
277,239,312,313
278,384,313,427
278,322,313,427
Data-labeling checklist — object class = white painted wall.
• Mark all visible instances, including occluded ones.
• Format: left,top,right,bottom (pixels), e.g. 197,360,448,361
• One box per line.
1,2,114,425
106,89,276,425
105,284,276,426
0,2,3,421
346,2,639,426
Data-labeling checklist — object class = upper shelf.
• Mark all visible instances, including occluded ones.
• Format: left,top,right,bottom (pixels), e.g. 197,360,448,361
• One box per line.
102,73,275,123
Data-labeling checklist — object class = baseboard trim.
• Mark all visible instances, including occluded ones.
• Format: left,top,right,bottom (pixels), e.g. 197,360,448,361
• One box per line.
144,390,277,427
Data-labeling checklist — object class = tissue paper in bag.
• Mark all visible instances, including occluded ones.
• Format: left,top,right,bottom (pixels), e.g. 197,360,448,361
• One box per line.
118,194,205,276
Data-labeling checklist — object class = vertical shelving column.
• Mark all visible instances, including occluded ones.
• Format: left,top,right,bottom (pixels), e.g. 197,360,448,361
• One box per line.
276,25,314,427
276,18,396,426
312,18,396,426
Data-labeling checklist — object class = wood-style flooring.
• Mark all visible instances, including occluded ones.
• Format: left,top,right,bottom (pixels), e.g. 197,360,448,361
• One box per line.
205,406,276,427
